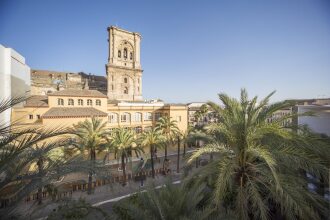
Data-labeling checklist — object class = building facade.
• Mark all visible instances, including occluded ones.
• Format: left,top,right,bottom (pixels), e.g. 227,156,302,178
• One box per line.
292,99,330,136
0,44,31,124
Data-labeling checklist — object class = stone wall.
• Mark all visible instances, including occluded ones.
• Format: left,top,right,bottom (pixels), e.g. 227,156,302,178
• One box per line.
30,70,107,95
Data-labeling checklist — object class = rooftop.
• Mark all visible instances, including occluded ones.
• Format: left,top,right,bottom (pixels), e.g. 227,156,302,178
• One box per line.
48,89,107,98
42,107,108,118
24,95,48,107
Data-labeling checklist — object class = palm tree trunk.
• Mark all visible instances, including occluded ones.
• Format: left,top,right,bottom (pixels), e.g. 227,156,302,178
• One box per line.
183,143,186,156
122,155,127,186
87,149,94,194
37,158,43,205
150,144,155,178
177,137,180,173
210,153,213,161
165,144,168,160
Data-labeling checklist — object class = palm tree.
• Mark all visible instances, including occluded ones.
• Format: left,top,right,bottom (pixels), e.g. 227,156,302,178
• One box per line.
155,116,179,160
0,97,88,217
110,128,143,186
188,89,330,220
140,128,165,178
73,117,108,194
112,180,216,220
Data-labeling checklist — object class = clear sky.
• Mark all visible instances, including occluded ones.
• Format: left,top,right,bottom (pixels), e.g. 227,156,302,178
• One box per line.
1,0,330,103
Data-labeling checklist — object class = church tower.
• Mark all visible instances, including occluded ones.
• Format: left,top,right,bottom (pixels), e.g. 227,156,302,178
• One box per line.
106,26,143,101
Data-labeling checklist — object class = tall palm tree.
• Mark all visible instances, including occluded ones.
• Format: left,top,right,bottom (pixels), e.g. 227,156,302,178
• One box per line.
140,128,165,178
155,116,179,160
110,128,143,186
73,117,108,194
188,89,330,220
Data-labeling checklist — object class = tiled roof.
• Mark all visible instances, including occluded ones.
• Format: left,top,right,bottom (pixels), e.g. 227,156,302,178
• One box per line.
42,107,107,118
48,89,107,98
24,95,49,107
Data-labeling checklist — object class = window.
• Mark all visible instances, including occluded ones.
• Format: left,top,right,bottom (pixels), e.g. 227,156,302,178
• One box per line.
37,115,41,119
155,112,162,121
134,112,142,122
29,114,33,120
96,99,101,106
78,99,83,106
176,116,182,122
138,86,140,92
112,85,114,90
124,77,128,83
121,113,130,123
87,99,92,106
123,48,127,58
108,113,118,123
118,50,121,58
124,87,128,94
130,52,133,60
58,98,64,106
144,112,152,121
68,99,74,106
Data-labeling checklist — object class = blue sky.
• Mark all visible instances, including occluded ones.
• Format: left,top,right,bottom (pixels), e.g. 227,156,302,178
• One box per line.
1,0,330,103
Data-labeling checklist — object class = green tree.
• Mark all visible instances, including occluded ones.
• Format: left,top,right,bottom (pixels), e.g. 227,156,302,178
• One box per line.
155,116,179,160
0,97,85,217
112,180,216,220
189,89,330,220
73,117,108,194
110,128,143,186
48,198,109,220
140,128,165,178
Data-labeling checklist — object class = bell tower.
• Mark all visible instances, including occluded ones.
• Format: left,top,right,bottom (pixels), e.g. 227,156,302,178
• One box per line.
106,26,143,101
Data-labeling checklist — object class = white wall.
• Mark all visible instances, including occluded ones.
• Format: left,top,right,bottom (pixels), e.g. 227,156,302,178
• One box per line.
0,44,30,125
298,105,330,136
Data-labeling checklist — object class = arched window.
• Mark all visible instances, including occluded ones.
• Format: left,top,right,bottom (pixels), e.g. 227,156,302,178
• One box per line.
58,98,64,106
87,99,92,106
118,50,121,58
108,113,118,123
134,112,142,122
121,112,130,123
130,52,133,60
123,48,127,59
124,78,128,83
68,99,74,106
144,112,152,121
78,99,83,106
96,99,101,106
124,87,128,94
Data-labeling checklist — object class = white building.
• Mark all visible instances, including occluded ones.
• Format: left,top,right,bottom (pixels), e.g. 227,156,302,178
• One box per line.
295,105,330,136
0,44,31,124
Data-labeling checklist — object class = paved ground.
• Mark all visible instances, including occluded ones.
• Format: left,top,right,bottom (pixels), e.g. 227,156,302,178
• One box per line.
17,147,202,220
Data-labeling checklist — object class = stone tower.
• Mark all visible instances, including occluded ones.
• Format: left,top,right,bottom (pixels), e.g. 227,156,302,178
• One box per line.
106,26,143,101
